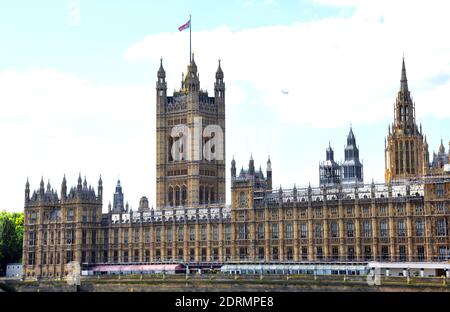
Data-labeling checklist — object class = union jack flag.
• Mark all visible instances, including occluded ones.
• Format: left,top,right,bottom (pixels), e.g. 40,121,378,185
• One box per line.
178,20,190,32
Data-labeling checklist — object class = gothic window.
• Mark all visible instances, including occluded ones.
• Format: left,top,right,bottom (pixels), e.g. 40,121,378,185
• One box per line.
331,222,338,238
332,246,339,260
258,247,265,260
210,188,215,203
82,229,87,244
134,228,139,243
124,229,129,244
415,219,424,236
201,225,207,241
178,226,184,241
156,227,161,242
189,225,195,241
82,208,87,222
380,220,388,237
405,141,410,174
272,247,278,260
271,223,279,239
66,251,74,263
381,246,389,260
399,141,404,174
67,209,74,221
239,224,247,240
317,247,323,260
346,222,354,238
166,227,173,242
168,187,174,207
239,191,246,207
399,246,406,262
175,186,180,206
28,252,35,265
397,220,406,237
363,220,371,237
347,247,355,261
436,184,444,197
112,229,118,244
300,223,308,238
285,223,293,239
213,224,219,241
181,186,187,206
437,219,448,236
314,223,323,239
199,186,204,204
395,142,399,175
364,246,372,261
204,187,209,204
258,223,265,239
225,224,231,240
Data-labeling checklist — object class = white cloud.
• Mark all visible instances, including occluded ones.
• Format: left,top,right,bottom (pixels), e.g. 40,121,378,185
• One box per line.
0,69,155,212
124,1,450,128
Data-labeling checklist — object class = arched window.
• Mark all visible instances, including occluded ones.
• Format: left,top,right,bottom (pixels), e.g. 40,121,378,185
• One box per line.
239,192,246,207
168,187,174,207
210,188,215,204
175,186,180,206
199,186,204,205
182,186,187,206
204,187,209,205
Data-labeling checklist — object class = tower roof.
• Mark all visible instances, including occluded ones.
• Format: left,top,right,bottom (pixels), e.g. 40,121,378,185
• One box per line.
158,58,166,79
215,59,224,79
439,139,445,154
347,126,356,145
400,57,409,93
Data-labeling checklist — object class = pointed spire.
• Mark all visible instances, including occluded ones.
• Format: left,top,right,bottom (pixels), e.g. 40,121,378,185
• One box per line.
40,176,45,190
439,139,445,154
47,179,51,192
158,58,166,79
215,59,224,80
267,156,272,171
400,56,409,93
347,125,356,145
83,176,87,189
26,177,30,188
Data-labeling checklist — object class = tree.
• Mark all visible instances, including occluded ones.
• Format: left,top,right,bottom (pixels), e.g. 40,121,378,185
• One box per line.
0,211,24,276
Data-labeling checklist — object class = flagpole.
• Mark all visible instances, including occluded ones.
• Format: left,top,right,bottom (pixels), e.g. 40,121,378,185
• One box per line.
189,14,192,63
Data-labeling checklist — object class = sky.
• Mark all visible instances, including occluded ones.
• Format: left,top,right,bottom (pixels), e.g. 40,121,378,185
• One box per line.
1,0,449,212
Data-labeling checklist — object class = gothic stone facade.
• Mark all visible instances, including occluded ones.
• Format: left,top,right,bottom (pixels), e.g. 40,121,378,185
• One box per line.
22,58,450,280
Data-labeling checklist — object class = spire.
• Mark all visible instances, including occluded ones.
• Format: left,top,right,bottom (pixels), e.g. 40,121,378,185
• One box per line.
40,177,45,192
267,156,272,171
25,178,30,202
77,173,82,190
249,153,255,175
347,125,356,145
157,58,166,79
326,143,334,161
83,176,87,189
231,156,236,179
439,139,445,154
215,59,224,80
61,174,67,198
400,56,409,93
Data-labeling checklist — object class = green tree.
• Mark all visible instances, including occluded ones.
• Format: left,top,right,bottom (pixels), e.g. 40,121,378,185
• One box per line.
0,211,24,276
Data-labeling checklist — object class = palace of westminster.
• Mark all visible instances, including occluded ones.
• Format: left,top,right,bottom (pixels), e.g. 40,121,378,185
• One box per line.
22,55,450,279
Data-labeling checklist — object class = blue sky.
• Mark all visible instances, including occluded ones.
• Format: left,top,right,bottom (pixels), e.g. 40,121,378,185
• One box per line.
1,0,449,212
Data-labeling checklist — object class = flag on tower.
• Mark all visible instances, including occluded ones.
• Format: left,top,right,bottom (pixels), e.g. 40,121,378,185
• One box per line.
178,20,190,32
